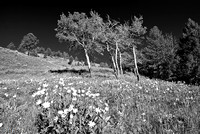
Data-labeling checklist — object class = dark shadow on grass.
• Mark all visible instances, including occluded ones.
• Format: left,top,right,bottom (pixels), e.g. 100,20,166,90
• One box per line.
48,67,89,76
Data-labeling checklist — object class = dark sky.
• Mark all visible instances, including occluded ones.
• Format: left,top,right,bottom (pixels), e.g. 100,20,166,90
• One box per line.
0,1,200,54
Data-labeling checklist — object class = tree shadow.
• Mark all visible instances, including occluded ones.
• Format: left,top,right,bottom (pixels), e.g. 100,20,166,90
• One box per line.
48,67,89,76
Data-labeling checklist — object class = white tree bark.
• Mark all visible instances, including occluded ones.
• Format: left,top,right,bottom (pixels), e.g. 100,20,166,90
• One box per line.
119,50,123,75
84,48,92,77
133,46,140,81
115,42,120,77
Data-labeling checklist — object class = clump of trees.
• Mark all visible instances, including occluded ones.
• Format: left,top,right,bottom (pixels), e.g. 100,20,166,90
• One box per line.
9,11,200,85
175,18,200,85
139,18,200,86
18,33,39,55
7,42,16,50
55,11,146,79
55,10,200,85
140,26,178,80
55,11,105,77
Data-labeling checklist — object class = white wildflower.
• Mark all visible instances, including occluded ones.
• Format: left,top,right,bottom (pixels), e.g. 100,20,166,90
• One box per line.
79,81,83,84
73,108,78,113
81,94,85,97
96,93,100,97
69,118,73,124
105,106,109,111
104,116,110,122
43,83,48,88
58,110,64,115
176,98,179,101
81,89,85,93
13,94,16,98
61,114,66,118
36,99,42,105
68,83,73,85
85,90,91,96
72,97,77,101
72,91,77,96
32,93,36,98
55,85,59,89
53,89,57,93
64,109,69,114
71,87,76,91
68,104,74,111
67,89,71,94
156,87,159,90
59,78,65,86
42,102,50,108
44,96,48,101
88,121,95,128
0,123,3,127
37,86,41,90
70,114,73,119
54,116,58,122
95,107,101,113
89,105,94,109
4,93,8,97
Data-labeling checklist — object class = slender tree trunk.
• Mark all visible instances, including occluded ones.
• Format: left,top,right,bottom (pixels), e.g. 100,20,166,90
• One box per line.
107,44,118,78
119,50,123,75
111,55,116,72
84,48,92,77
111,55,118,78
115,42,120,77
133,46,140,81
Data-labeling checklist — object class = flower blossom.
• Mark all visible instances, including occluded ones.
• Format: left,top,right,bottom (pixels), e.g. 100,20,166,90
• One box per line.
0,123,3,127
59,78,65,86
42,102,50,108
36,99,42,105
88,121,95,128
43,83,48,88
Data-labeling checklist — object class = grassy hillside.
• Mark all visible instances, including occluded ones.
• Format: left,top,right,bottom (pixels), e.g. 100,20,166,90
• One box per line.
0,47,115,81
0,47,200,134
0,47,66,80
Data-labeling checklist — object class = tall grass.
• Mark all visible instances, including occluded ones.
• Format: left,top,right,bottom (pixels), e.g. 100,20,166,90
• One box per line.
0,75,200,134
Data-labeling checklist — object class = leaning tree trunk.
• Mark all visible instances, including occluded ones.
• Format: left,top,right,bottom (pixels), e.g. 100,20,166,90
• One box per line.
133,46,140,81
84,48,92,77
119,50,123,75
107,44,118,78
111,55,118,79
115,42,120,77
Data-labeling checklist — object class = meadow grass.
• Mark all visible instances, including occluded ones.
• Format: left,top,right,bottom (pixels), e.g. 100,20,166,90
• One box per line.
0,73,200,134
1,47,200,133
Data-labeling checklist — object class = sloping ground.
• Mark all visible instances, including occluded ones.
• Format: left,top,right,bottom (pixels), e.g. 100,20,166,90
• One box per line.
0,47,65,80
0,72,200,133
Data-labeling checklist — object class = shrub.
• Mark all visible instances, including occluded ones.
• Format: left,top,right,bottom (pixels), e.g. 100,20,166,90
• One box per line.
18,33,39,55
29,49,38,57
100,62,109,68
68,56,74,65
7,42,16,50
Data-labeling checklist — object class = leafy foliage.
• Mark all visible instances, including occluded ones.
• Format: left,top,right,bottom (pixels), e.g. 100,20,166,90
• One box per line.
176,18,200,85
7,42,16,50
141,26,178,80
18,33,39,54
63,52,69,59
35,47,46,54
55,11,105,76
45,48,52,57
